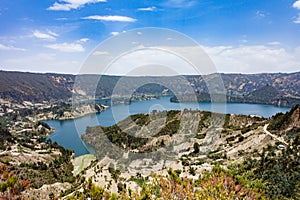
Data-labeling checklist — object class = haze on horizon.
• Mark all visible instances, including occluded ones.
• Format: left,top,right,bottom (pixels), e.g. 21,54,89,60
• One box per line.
1,0,300,75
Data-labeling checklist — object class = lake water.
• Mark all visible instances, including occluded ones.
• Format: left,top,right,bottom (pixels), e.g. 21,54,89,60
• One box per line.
45,96,290,157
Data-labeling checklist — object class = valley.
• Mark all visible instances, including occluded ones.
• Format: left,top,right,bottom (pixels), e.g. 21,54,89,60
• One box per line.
2,0,300,199
0,70,299,199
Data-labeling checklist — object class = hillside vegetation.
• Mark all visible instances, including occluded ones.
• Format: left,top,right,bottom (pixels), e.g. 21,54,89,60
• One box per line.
76,105,300,199
0,70,300,106
1,102,299,199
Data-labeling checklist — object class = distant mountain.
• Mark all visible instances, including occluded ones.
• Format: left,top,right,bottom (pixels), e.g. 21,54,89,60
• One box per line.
0,70,299,106
0,71,74,102
220,72,300,97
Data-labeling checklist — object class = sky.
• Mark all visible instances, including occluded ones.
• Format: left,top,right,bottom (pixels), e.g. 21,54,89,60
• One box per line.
0,0,300,74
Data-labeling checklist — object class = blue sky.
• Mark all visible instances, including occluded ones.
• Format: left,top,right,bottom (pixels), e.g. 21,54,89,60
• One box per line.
0,0,300,74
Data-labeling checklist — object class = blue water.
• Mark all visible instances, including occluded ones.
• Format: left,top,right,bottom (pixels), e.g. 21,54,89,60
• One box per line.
45,96,290,157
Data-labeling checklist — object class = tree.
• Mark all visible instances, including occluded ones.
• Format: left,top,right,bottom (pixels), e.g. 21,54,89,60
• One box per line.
193,142,200,154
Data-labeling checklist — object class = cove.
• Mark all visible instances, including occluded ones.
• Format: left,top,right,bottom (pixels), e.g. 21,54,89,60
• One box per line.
45,96,290,157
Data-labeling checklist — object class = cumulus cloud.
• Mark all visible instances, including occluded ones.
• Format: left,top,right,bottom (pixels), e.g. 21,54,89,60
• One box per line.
83,15,137,22
293,1,300,23
48,0,106,11
0,44,26,51
137,6,156,11
293,0,300,9
33,30,57,41
45,42,84,52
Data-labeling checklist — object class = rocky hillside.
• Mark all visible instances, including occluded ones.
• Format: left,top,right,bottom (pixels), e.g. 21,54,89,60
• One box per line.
269,104,300,131
1,99,299,199
219,72,300,97
0,70,299,105
83,105,300,172
0,71,74,102
79,105,300,199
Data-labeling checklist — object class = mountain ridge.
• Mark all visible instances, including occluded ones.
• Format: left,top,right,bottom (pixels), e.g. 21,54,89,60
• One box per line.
0,70,299,106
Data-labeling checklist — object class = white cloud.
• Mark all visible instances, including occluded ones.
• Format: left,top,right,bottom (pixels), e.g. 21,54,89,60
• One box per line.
106,48,195,76
110,32,119,36
48,0,106,11
45,42,84,52
47,31,59,37
1,53,82,74
78,38,89,43
294,13,300,23
202,45,300,73
293,0,300,9
0,44,26,51
83,15,137,22
137,6,156,11
87,44,300,75
33,30,57,41
293,1,300,23
48,2,72,11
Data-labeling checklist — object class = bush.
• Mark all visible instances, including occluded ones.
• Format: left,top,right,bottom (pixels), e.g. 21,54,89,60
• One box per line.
238,135,245,142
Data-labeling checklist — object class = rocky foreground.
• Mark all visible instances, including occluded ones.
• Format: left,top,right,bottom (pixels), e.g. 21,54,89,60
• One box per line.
0,104,299,199
76,105,299,199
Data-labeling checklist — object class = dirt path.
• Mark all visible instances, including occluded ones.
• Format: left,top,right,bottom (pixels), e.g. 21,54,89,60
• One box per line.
263,124,288,145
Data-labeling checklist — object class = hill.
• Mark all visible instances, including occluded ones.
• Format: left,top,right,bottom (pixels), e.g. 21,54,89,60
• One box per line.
0,70,299,106
0,71,74,102
79,105,300,199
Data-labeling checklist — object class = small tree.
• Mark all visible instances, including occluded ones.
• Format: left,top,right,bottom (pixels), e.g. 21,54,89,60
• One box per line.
193,142,200,154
